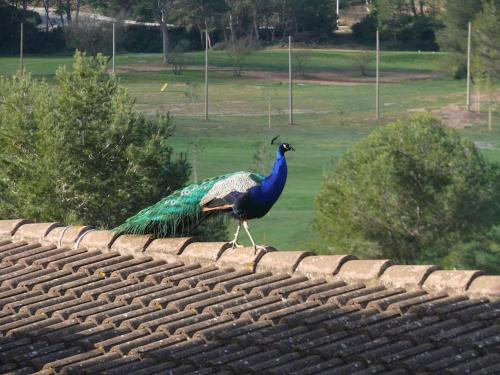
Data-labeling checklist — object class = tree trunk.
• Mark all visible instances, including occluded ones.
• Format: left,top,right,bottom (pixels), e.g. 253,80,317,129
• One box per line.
419,0,425,15
253,16,259,42
160,20,169,63
65,0,71,23
42,0,51,33
476,83,481,112
409,0,418,16
75,0,81,25
229,13,235,43
21,0,27,22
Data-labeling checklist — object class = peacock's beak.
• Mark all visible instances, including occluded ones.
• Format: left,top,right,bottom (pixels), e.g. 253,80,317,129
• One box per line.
290,146,295,151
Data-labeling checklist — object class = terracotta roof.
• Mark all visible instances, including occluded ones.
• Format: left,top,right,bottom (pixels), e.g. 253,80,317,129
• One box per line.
0,219,499,375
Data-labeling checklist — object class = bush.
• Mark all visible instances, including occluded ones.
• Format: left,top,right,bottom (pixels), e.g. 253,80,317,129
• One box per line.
167,39,191,75
121,24,201,53
352,13,441,51
226,37,256,77
352,13,378,45
0,52,222,239
314,114,500,271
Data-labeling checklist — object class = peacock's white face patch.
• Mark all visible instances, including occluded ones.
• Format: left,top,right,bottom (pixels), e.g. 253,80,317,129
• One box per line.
200,172,259,207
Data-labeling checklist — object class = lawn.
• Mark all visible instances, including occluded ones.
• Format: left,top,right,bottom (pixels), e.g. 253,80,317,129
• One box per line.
1,50,498,250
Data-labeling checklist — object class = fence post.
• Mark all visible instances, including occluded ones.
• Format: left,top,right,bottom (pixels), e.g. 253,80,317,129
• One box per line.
204,30,209,121
288,35,293,125
112,22,116,74
466,22,472,111
20,22,24,72
376,28,380,120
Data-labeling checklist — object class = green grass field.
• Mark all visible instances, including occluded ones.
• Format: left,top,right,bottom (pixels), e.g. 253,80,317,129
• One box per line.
1,50,498,250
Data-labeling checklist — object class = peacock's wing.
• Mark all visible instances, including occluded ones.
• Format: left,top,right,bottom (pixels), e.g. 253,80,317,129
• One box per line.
200,172,264,209
113,171,264,237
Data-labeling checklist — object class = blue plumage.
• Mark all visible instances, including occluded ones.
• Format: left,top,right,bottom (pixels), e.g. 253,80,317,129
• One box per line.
115,139,294,251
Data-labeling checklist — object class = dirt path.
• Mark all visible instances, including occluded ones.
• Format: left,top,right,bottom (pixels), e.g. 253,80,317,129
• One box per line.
117,62,444,86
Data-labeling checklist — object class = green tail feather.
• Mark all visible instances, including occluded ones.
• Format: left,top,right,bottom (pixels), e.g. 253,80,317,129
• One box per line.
114,172,245,237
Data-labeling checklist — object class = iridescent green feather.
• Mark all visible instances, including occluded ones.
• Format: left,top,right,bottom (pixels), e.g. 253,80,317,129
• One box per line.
114,171,264,237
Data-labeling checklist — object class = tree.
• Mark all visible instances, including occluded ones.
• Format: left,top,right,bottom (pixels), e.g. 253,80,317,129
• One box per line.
360,0,442,50
314,114,500,267
294,50,311,77
226,36,255,76
437,0,482,77
352,52,375,77
0,52,189,230
473,0,500,80
173,0,227,48
65,18,116,56
156,0,175,63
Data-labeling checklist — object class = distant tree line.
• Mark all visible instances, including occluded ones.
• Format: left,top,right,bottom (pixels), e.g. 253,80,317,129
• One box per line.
352,0,443,51
1,0,338,57
1,0,499,81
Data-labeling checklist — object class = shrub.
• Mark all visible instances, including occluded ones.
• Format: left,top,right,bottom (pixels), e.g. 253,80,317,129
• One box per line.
314,114,500,270
225,37,256,77
0,52,227,241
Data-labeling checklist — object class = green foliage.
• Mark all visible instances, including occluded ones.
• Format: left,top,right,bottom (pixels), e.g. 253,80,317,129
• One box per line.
421,227,500,275
353,0,442,51
473,0,500,81
314,114,500,271
437,0,483,77
65,19,115,56
226,37,257,77
0,4,65,55
0,52,193,232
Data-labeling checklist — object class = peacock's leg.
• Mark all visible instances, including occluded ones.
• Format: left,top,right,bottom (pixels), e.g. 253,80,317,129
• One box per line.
229,221,243,249
242,221,266,254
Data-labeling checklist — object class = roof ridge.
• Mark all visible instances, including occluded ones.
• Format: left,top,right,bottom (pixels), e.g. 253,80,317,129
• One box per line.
0,219,498,298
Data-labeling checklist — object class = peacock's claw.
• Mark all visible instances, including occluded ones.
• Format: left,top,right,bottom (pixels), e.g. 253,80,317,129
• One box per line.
230,240,243,249
253,245,267,255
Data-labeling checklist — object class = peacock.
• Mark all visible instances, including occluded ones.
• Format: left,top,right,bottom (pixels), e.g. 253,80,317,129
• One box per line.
114,136,294,252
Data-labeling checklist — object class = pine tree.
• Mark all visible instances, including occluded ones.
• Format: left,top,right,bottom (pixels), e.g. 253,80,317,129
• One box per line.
0,53,191,230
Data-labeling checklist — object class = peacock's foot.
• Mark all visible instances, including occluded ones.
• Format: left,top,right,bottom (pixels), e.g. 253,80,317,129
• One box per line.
230,240,243,249
253,245,267,255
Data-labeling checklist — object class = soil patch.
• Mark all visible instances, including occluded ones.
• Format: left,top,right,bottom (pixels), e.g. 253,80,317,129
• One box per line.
433,104,487,129
116,62,443,86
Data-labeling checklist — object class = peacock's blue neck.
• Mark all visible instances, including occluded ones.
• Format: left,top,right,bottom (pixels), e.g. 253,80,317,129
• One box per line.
251,149,288,205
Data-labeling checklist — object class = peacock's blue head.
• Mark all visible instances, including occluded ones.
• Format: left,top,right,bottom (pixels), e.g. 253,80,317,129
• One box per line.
279,143,295,154
271,135,295,155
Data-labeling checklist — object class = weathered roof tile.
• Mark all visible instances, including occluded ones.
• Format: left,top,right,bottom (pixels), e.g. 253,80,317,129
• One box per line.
295,254,355,280
380,264,439,290
0,219,30,240
423,270,484,294
179,241,229,265
43,225,92,248
217,246,272,272
145,237,193,259
12,222,61,243
337,259,392,284
467,276,500,298
0,218,499,373
76,230,119,252
110,234,154,257
256,250,310,274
